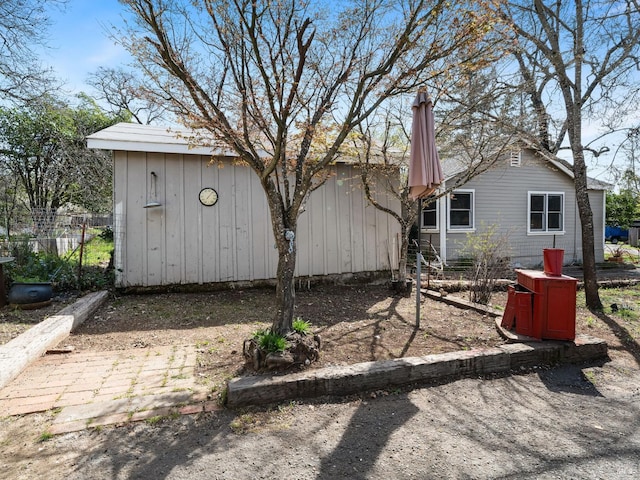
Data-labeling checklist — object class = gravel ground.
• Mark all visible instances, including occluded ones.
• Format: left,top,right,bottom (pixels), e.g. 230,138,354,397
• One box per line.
24,361,640,480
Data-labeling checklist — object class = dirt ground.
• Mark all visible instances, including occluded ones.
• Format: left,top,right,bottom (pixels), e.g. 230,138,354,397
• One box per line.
0,295,77,346
55,284,508,397
1,274,640,479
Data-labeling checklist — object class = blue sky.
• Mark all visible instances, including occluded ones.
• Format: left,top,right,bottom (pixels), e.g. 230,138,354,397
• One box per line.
39,0,129,95
38,0,632,184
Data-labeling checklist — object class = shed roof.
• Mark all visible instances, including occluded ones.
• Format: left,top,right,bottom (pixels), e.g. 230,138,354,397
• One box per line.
86,122,236,156
87,122,402,166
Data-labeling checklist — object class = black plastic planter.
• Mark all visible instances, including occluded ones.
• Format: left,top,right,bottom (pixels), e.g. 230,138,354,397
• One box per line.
8,282,53,309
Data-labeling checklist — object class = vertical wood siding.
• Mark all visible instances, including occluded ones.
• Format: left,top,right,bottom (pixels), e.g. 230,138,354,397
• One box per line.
114,152,399,287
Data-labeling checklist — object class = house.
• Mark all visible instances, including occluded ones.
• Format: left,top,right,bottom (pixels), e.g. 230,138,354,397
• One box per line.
87,123,400,288
420,148,608,268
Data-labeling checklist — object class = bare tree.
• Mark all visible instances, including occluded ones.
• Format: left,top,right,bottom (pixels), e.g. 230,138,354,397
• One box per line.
355,72,518,289
87,67,169,125
613,127,640,194
117,0,497,335
354,116,417,288
495,0,640,310
0,0,66,101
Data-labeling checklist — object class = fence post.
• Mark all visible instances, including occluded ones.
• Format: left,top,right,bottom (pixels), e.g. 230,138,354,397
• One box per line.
77,222,87,283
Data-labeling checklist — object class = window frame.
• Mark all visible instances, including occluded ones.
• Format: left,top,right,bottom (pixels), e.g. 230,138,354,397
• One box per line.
527,191,565,235
447,189,475,232
421,199,439,231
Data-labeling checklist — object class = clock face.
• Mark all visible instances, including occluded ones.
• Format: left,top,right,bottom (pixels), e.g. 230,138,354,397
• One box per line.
199,187,218,206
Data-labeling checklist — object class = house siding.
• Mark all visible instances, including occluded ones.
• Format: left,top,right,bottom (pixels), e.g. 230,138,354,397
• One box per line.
113,151,399,287
430,150,604,267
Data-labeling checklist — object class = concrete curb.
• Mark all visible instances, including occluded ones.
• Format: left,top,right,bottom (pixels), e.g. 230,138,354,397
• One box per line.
0,290,109,389
226,334,608,407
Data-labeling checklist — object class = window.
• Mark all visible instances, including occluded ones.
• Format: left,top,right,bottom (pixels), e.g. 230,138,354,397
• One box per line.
422,200,438,230
448,190,474,230
529,192,564,233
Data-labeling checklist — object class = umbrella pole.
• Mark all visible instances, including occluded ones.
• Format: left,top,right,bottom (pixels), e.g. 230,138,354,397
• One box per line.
416,198,422,328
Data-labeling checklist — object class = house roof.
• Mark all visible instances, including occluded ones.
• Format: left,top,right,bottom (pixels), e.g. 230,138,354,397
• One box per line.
440,157,469,178
443,145,609,191
520,142,610,191
86,122,237,156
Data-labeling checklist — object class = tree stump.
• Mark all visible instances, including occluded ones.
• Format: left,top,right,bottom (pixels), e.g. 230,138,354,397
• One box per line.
242,332,321,371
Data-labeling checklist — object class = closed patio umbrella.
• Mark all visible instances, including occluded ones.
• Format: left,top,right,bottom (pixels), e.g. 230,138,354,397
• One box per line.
408,90,444,326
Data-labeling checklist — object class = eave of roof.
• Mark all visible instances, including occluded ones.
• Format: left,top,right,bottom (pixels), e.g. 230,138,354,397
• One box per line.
520,142,611,191
86,122,236,156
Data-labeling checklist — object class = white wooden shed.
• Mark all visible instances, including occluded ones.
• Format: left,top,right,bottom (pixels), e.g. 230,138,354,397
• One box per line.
87,123,400,288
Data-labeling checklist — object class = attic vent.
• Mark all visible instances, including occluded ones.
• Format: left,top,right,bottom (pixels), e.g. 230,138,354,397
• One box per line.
510,150,521,167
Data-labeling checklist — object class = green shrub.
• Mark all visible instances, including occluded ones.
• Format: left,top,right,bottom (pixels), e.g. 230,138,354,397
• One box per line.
9,240,34,265
253,329,287,353
292,317,311,335
98,226,114,241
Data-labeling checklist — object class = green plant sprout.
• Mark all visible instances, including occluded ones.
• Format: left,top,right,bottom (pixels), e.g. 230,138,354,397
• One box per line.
253,329,287,353
292,318,311,335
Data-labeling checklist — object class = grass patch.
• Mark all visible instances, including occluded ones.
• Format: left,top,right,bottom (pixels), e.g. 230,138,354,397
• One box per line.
586,286,640,322
145,415,164,425
38,431,54,442
67,233,113,267
229,407,293,434
230,413,258,433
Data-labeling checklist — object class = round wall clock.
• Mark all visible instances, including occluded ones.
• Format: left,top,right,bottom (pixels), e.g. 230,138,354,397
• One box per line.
199,187,218,206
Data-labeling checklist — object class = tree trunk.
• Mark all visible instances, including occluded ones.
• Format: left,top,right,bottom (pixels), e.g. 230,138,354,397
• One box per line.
272,226,297,335
573,149,602,310
397,223,410,283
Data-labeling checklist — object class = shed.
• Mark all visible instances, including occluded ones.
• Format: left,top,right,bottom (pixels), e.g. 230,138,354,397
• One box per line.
87,123,400,288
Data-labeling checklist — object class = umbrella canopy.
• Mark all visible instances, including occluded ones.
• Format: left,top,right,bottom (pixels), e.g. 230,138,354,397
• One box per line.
409,90,444,199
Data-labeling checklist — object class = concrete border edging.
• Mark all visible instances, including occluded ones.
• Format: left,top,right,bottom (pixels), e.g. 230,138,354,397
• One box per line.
226,334,607,407
0,290,109,389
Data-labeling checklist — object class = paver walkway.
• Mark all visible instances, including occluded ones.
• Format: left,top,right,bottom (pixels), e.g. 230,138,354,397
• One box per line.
0,345,217,434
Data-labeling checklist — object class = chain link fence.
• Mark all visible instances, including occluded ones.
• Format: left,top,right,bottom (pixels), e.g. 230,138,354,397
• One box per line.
0,208,112,259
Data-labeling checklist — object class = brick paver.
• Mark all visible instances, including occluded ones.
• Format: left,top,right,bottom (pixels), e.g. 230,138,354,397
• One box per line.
0,345,214,434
